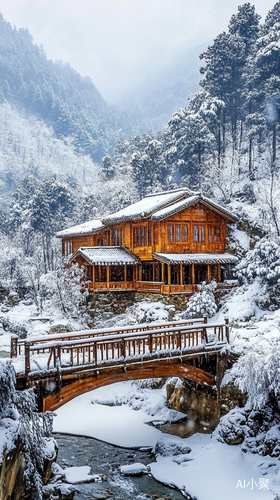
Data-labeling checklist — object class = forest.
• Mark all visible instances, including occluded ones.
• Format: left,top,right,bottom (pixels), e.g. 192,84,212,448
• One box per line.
0,1,280,314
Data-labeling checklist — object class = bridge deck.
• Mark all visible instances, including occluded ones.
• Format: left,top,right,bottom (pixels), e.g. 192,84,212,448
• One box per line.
13,317,229,382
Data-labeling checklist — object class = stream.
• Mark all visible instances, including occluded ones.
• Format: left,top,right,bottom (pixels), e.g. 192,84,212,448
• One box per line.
55,433,186,500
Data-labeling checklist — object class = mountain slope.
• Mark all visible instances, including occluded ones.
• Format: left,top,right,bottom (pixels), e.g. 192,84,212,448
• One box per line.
0,13,146,162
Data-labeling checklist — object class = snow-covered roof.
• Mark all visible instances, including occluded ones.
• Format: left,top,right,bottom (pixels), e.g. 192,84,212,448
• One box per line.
102,188,195,224
153,253,239,265
151,195,237,222
72,246,141,265
56,219,105,238
56,188,237,239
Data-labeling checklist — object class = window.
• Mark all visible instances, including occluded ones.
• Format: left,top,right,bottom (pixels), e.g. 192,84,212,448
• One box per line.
175,225,181,242
200,225,205,242
64,241,72,256
95,265,107,282
113,229,122,246
208,226,214,242
168,224,174,242
133,227,139,247
193,226,199,243
193,225,205,243
86,266,93,282
148,226,152,246
140,226,147,246
133,227,147,247
182,225,188,242
214,226,221,242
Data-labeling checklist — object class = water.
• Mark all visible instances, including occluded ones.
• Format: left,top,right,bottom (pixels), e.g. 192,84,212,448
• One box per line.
55,433,185,500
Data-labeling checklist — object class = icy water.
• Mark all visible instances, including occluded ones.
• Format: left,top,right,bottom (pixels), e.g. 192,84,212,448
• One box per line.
55,433,185,500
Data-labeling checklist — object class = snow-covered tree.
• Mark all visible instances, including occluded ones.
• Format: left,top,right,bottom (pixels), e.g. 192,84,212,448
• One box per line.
184,281,217,318
236,236,280,286
233,341,280,409
0,361,54,499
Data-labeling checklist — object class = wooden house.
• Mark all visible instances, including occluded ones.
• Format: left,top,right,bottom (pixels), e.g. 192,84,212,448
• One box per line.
56,187,238,295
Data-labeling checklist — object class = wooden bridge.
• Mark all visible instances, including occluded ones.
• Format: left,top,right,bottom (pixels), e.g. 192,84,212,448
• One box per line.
12,316,229,413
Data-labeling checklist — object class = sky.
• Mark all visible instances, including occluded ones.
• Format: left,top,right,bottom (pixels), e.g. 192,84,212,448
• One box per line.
0,0,277,103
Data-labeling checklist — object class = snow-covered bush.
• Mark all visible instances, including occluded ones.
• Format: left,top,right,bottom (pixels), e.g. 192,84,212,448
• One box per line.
122,301,175,324
184,281,217,318
232,341,280,410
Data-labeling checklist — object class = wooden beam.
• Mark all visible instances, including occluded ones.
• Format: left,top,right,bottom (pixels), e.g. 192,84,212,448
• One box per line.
218,264,221,282
106,265,110,290
92,266,95,291
124,265,127,289
207,264,211,283
42,362,216,412
191,263,195,289
180,263,183,288
168,264,171,295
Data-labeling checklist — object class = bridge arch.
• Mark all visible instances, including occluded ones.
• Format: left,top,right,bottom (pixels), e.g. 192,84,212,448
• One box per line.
42,362,215,412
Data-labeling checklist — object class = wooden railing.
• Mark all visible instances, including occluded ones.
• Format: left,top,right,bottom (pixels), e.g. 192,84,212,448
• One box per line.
11,317,209,358
136,281,163,291
17,319,229,376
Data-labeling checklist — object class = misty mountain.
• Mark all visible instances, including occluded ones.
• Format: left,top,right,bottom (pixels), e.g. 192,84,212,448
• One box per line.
120,46,203,130
0,12,148,163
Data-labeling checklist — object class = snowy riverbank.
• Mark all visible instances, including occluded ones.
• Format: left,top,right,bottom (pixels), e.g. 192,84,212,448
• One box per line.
53,380,280,500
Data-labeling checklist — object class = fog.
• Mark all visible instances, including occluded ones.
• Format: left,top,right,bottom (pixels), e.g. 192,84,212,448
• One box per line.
0,0,276,102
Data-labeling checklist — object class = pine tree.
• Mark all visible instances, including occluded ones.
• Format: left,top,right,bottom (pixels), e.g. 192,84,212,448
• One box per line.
184,281,217,318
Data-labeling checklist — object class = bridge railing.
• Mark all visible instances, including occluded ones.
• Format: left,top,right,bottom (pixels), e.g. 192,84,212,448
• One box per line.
11,316,209,358
22,319,229,376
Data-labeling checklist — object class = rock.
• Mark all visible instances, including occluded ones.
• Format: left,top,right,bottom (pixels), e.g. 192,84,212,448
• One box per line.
120,462,148,475
262,425,280,457
48,324,71,335
213,407,248,445
43,483,76,500
154,437,191,457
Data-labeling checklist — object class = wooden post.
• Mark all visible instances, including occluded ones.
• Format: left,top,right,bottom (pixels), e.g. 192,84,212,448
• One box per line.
207,264,211,283
106,265,110,291
56,346,61,369
139,265,142,281
180,263,183,289
225,316,229,343
25,341,31,375
92,265,95,291
93,342,97,364
161,263,164,282
149,334,153,354
10,336,18,358
191,263,195,290
218,264,221,283
203,314,208,343
124,265,127,289
168,264,171,295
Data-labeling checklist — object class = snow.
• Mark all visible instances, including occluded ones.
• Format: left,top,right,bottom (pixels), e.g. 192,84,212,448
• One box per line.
56,219,104,238
232,228,250,252
120,463,148,475
102,187,192,223
154,252,238,264
53,381,185,448
63,465,99,484
150,433,277,499
75,246,140,265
